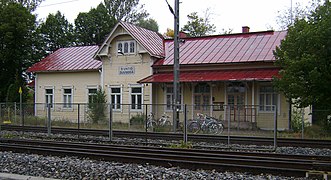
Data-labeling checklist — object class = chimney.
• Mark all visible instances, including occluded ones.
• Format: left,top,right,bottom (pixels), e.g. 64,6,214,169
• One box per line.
242,26,250,33
179,31,187,38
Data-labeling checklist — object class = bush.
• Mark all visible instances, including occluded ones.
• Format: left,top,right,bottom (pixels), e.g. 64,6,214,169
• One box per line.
87,89,107,124
291,108,310,132
130,114,145,125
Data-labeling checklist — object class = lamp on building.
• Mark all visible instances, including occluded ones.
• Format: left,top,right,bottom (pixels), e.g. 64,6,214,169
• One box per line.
118,50,124,55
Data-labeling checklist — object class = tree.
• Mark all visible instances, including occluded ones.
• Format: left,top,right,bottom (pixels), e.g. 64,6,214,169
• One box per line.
181,11,216,37
87,88,107,124
275,1,320,30
103,0,149,23
1,0,43,11
273,1,331,125
164,28,174,38
38,11,74,53
75,3,116,45
136,18,159,32
0,2,36,102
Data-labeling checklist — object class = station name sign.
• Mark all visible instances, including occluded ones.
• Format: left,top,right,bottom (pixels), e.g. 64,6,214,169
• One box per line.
118,66,135,75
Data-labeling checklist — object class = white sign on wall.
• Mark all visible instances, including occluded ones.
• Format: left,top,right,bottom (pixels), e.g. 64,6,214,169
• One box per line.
118,66,135,75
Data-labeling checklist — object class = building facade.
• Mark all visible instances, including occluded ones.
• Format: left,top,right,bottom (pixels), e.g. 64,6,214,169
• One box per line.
28,22,290,130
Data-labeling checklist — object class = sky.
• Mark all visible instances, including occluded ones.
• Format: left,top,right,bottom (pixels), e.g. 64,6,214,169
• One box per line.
35,0,311,34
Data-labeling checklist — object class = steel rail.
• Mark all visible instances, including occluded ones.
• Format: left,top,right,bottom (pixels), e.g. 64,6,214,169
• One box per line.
1,125,331,148
0,138,330,177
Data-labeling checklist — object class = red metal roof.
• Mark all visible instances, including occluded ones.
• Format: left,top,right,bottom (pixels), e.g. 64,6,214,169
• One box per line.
27,46,101,72
120,22,164,57
138,68,280,83
157,31,287,66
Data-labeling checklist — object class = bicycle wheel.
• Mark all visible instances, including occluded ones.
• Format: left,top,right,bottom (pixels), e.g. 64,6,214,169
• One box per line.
188,121,200,134
147,120,157,130
218,123,224,134
208,122,220,134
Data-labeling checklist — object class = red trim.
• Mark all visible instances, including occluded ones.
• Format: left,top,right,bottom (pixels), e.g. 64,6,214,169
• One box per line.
138,68,280,83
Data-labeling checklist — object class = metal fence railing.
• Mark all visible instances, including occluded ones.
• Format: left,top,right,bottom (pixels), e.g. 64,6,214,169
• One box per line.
0,103,279,150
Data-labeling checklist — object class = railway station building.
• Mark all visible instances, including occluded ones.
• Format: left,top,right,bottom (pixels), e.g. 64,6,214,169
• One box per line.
28,21,290,130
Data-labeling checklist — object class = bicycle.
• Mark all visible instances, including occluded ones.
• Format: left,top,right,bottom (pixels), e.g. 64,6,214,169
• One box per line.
146,112,156,131
188,113,224,134
156,112,171,127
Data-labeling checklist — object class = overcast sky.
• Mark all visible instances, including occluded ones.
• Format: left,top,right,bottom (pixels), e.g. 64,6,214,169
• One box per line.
35,0,311,34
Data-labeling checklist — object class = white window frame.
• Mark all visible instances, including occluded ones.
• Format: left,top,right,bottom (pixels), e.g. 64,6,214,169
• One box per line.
87,86,98,104
108,85,122,111
44,86,54,109
164,84,183,112
62,86,73,109
129,84,143,111
258,85,280,113
117,40,136,55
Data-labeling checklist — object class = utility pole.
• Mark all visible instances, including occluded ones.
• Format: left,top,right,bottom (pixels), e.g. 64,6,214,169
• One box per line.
173,0,180,132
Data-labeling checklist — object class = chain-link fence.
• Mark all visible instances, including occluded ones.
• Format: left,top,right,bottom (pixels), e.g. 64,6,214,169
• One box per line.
1,103,279,149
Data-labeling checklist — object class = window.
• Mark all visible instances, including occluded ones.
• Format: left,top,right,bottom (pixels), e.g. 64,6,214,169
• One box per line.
110,87,121,110
45,88,53,108
88,88,97,104
259,86,278,111
117,40,135,55
63,88,72,108
131,86,142,110
194,83,210,111
165,85,182,111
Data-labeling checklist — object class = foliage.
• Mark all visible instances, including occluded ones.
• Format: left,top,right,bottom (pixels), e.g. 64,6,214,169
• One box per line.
290,108,310,132
136,18,159,32
304,124,331,139
275,0,320,30
87,89,107,124
0,0,43,11
38,11,75,54
181,11,216,37
75,3,116,46
103,0,149,23
273,1,331,125
164,28,174,38
130,113,144,125
169,140,193,149
0,2,36,102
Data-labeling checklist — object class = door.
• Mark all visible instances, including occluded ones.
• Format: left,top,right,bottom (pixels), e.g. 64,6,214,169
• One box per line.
193,83,211,116
227,82,246,122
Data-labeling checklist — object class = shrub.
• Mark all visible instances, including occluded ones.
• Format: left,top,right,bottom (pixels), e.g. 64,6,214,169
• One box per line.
87,89,107,124
291,108,310,132
130,114,145,125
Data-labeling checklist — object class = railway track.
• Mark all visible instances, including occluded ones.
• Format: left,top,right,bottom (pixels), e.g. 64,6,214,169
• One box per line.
0,138,330,177
1,125,331,148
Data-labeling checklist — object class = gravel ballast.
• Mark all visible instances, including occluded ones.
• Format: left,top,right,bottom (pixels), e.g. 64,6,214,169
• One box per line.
0,130,329,179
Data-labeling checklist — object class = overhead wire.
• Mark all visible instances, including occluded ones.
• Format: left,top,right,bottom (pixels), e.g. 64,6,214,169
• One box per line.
39,0,83,8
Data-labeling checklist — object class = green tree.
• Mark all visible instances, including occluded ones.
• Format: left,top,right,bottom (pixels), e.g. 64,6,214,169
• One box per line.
103,0,149,23
274,1,331,125
1,0,43,11
0,2,36,102
75,3,116,46
181,11,216,37
87,88,107,124
38,11,74,53
136,18,159,32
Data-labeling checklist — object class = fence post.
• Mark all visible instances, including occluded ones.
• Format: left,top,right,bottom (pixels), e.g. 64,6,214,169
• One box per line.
183,104,187,144
273,105,278,151
301,109,305,139
145,104,148,143
109,103,113,142
227,106,230,146
47,103,51,136
77,104,80,139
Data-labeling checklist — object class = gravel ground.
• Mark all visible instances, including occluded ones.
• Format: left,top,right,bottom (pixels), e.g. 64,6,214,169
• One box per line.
0,130,329,179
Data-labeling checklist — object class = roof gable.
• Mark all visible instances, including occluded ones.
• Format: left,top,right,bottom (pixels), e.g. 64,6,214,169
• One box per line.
158,30,287,66
95,21,164,58
28,46,101,72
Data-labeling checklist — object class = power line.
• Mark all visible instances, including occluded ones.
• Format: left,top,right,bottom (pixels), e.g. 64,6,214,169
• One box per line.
39,0,83,8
